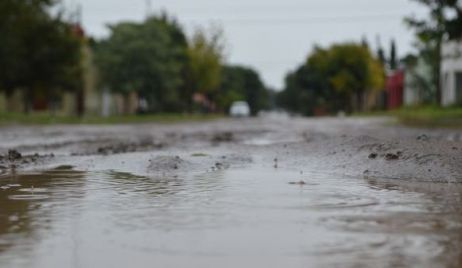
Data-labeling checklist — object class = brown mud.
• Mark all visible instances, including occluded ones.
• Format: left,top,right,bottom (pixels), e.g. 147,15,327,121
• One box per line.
0,115,461,267
1,116,461,183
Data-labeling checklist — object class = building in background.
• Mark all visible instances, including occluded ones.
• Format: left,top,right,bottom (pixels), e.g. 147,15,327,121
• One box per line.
403,57,435,106
385,69,404,109
441,40,462,106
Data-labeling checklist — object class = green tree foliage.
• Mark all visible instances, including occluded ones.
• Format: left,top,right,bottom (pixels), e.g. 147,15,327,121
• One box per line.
0,0,82,112
185,27,224,110
278,43,384,115
390,39,397,70
377,46,386,66
278,64,331,115
218,65,268,115
94,16,270,115
407,0,462,40
94,14,188,112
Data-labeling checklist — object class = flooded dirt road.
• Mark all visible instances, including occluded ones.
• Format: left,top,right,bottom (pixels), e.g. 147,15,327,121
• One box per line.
0,115,461,267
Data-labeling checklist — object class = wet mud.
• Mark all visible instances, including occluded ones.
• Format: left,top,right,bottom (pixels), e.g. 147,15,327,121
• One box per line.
0,116,461,267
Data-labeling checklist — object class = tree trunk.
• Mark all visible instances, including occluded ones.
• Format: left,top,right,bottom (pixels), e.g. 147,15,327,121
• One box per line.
123,93,130,115
356,91,363,112
48,88,58,117
435,38,442,106
76,89,84,117
23,87,32,114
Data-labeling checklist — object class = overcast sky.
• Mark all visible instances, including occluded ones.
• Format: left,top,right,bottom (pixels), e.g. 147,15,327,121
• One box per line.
63,0,428,89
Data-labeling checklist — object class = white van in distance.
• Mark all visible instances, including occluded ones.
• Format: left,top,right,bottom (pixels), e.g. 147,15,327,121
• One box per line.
229,101,250,117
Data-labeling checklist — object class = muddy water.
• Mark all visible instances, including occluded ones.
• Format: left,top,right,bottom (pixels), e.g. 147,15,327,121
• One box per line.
0,166,461,268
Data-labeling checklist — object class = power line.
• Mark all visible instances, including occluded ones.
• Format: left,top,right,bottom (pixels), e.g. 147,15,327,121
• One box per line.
181,14,407,25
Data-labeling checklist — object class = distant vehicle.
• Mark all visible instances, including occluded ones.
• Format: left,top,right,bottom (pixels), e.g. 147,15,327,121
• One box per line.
229,101,250,117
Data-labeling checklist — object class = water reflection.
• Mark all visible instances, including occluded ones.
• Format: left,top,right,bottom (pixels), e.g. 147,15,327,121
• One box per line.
0,167,461,267
107,170,185,196
363,177,462,268
0,166,85,257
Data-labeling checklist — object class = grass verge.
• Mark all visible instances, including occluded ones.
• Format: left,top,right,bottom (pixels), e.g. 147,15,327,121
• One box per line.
356,106,462,128
0,112,224,125
395,106,462,128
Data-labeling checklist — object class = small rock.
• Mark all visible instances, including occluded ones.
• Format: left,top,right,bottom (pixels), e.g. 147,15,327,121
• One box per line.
211,132,233,143
368,153,377,159
215,162,223,169
385,153,399,160
289,180,306,185
7,150,22,161
417,134,429,141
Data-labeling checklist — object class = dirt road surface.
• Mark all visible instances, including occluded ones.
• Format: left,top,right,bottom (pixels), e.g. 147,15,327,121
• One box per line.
0,115,461,268
1,115,462,182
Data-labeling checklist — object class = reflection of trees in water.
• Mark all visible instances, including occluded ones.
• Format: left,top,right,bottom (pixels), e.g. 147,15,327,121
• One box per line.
106,170,226,198
107,171,186,197
104,170,227,230
0,166,86,254
365,177,462,268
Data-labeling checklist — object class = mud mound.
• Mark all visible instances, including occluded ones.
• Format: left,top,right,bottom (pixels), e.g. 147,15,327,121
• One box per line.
0,150,54,171
147,156,193,173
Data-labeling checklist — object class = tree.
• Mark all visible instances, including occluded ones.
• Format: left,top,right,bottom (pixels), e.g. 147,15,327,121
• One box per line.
390,39,397,70
218,65,268,115
323,44,384,112
405,0,462,104
185,26,225,111
278,64,333,115
0,0,82,113
278,43,384,115
361,35,370,49
94,13,188,112
377,46,386,66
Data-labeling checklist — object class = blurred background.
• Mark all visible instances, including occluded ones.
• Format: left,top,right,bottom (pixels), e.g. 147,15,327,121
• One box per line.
0,0,461,123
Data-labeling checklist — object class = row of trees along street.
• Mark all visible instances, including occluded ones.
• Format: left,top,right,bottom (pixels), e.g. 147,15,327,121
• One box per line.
2,0,461,117
277,43,385,115
0,1,269,116
93,15,269,115
277,0,462,116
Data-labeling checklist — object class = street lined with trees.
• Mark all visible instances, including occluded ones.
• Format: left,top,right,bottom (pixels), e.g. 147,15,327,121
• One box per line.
277,43,384,115
2,0,462,118
0,2,269,116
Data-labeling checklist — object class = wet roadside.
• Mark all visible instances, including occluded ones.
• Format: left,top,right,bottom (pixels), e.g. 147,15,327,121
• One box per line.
0,116,461,267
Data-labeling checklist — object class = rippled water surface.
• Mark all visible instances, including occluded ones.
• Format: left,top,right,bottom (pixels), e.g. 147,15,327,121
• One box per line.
0,166,461,268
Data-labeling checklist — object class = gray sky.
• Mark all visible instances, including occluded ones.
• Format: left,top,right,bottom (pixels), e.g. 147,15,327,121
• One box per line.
64,0,428,89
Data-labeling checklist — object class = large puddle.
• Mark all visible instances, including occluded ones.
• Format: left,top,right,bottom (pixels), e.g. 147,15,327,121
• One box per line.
0,166,461,268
